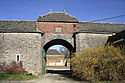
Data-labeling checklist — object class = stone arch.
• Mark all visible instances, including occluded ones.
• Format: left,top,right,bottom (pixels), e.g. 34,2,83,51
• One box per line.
43,39,74,54
42,39,74,74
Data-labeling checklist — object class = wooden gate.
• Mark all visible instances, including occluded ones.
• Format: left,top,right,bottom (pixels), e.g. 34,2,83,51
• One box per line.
42,48,46,74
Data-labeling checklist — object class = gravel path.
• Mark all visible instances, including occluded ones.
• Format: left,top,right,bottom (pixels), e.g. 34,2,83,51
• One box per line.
0,70,88,83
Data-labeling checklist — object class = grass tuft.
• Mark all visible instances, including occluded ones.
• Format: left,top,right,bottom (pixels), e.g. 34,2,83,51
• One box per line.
0,73,37,80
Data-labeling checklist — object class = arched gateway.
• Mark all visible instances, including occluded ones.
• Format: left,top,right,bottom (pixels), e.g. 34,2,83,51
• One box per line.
0,12,125,76
38,12,79,74
42,39,74,74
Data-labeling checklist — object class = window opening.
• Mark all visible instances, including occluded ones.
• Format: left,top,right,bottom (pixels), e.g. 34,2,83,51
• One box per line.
16,54,20,61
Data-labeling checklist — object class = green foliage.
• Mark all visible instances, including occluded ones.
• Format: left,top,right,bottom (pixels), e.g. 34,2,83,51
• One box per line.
0,73,36,80
71,45,125,81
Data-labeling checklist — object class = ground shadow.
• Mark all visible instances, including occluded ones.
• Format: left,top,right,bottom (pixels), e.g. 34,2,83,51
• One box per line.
47,69,83,81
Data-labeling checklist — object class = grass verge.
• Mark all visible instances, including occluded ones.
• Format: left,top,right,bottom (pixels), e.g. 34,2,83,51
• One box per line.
0,73,37,80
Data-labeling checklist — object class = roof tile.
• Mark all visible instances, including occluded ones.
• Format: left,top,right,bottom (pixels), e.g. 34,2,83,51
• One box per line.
37,12,79,23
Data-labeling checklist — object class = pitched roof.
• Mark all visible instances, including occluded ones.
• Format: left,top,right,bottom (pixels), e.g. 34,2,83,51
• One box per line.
37,12,79,23
107,30,125,43
0,20,37,31
79,22,125,33
47,49,62,55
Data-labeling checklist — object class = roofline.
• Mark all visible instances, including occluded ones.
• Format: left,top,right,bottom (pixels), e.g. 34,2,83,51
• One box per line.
38,12,79,23
0,30,44,35
0,20,36,22
37,20,79,23
79,22,125,25
39,11,77,18
72,30,113,37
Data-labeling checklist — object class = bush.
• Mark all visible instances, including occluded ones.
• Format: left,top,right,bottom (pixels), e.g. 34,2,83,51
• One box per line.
0,61,26,74
70,45,125,81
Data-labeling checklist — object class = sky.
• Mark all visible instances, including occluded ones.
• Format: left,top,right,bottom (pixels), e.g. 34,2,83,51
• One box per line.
0,0,125,23
0,0,125,49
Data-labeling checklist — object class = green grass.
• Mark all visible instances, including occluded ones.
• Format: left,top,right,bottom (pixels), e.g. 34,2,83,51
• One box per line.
0,73,37,80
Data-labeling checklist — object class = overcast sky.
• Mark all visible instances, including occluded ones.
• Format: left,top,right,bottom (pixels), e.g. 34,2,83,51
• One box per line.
0,0,125,23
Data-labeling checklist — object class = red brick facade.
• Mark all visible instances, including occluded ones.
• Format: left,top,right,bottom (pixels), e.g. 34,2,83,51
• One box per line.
38,22,79,34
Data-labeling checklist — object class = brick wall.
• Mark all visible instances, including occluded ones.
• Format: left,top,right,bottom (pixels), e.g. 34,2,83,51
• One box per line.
46,55,65,66
38,22,79,34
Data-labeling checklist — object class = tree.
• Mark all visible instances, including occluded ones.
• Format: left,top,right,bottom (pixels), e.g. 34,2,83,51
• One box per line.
59,46,70,66
59,46,70,59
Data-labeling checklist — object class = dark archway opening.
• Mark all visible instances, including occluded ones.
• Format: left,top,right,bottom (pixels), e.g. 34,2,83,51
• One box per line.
42,39,74,74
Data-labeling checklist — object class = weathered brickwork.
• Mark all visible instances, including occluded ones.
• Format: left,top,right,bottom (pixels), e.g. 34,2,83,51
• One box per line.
0,33,42,76
38,22,79,34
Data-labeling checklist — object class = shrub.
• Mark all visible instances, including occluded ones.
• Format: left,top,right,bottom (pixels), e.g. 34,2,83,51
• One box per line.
70,45,125,81
0,61,26,74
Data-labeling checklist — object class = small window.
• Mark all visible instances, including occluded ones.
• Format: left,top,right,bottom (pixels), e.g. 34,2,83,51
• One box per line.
16,54,20,61
55,27,62,33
